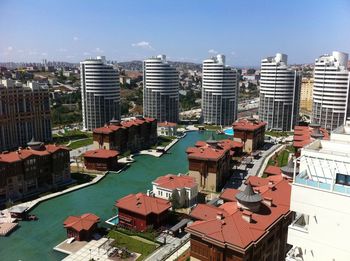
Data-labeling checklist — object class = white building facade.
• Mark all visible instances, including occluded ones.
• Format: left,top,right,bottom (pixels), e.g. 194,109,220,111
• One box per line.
202,54,239,126
152,174,198,208
312,51,350,131
143,55,179,123
287,122,350,261
259,53,301,131
80,56,120,130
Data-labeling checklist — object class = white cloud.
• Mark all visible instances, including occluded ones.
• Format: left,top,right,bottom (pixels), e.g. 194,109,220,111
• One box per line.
131,41,154,50
95,47,104,53
73,36,79,41
83,52,90,56
7,46,13,51
208,49,218,54
17,49,24,53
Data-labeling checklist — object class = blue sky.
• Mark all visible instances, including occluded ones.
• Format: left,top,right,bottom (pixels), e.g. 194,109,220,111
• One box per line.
0,0,349,66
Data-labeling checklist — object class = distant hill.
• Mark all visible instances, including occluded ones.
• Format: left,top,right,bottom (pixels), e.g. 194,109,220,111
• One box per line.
118,60,201,71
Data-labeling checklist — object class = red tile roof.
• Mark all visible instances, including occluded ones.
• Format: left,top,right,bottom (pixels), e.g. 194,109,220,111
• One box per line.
158,121,177,127
93,117,156,134
187,139,243,161
232,119,267,131
64,213,100,232
0,145,69,163
186,176,291,250
83,149,119,159
153,174,196,190
264,166,282,176
219,188,240,202
116,193,171,216
293,125,329,149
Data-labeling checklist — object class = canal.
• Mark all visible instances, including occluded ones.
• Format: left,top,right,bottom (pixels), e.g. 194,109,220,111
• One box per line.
0,131,216,261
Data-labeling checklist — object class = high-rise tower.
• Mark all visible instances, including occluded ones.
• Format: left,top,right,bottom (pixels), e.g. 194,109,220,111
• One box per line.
202,54,239,126
312,51,350,131
143,55,179,123
80,56,120,130
259,53,301,131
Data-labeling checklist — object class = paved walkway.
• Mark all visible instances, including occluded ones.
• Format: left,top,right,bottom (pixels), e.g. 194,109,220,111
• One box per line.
145,233,190,261
165,241,190,261
70,144,95,158
0,173,107,230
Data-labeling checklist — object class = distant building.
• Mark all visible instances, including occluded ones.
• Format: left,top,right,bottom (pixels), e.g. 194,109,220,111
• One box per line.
186,134,243,192
186,175,292,261
0,79,52,152
63,213,100,241
0,141,71,204
300,78,313,112
232,118,266,153
80,56,120,130
83,149,119,171
93,116,157,153
143,55,179,123
202,54,239,126
312,51,350,131
116,193,171,232
259,53,301,131
152,174,198,208
157,121,177,136
287,122,350,261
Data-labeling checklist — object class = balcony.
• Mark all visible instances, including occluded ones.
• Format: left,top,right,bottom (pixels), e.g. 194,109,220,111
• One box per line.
289,214,309,233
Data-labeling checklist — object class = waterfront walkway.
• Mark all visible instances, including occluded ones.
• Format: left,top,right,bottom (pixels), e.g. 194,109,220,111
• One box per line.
0,172,107,234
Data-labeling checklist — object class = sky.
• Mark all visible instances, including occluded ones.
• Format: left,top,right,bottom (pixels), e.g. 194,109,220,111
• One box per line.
0,0,350,66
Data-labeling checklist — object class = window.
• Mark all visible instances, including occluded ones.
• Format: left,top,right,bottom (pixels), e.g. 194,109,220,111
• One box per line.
336,173,350,186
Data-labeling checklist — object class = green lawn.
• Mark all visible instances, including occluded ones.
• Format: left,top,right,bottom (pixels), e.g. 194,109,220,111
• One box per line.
268,146,295,167
114,227,156,242
152,136,176,148
108,230,158,260
265,131,293,137
194,124,222,130
68,138,93,149
53,130,92,145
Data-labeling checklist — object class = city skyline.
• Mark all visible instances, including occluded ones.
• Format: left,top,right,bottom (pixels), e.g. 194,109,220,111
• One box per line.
1,0,350,66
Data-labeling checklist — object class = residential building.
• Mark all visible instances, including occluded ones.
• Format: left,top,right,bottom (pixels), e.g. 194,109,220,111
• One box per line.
0,79,51,152
152,174,198,208
287,121,350,261
259,53,301,131
232,118,267,153
143,55,179,123
63,213,100,241
186,134,243,192
202,54,239,126
300,78,313,112
312,51,350,131
186,175,292,261
83,149,119,171
116,193,171,232
0,141,71,204
293,124,329,154
157,121,177,136
80,56,120,130
93,116,157,153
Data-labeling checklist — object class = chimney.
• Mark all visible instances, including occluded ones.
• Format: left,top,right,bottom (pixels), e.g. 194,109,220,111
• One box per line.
216,211,224,220
268,184,276,191
146,190,150,196
242,210,253,223
263,197,273,207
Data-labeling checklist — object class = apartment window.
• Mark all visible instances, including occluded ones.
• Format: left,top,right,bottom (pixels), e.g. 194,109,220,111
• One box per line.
336,173,350,186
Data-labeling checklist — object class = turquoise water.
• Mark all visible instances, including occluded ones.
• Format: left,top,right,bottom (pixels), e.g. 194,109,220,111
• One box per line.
0,131,216,261
106,215,119,225
224,128,234,136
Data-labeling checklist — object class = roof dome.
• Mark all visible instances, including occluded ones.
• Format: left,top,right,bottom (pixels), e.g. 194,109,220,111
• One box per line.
235,182,262,212
206,132,218,146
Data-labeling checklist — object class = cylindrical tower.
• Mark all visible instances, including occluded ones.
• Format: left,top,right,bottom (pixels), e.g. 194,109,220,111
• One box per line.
259,53,301,131
312,51,350,131
80,56,120,130
202,54,239,126
143,55,179,123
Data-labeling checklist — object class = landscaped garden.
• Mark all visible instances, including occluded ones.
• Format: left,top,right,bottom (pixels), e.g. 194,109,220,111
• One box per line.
268,145,295,167
108,230,158,260
52,130,93,149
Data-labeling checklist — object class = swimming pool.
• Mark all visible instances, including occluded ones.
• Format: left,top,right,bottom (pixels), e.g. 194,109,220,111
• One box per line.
224,128,234,136
105,215,119,226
